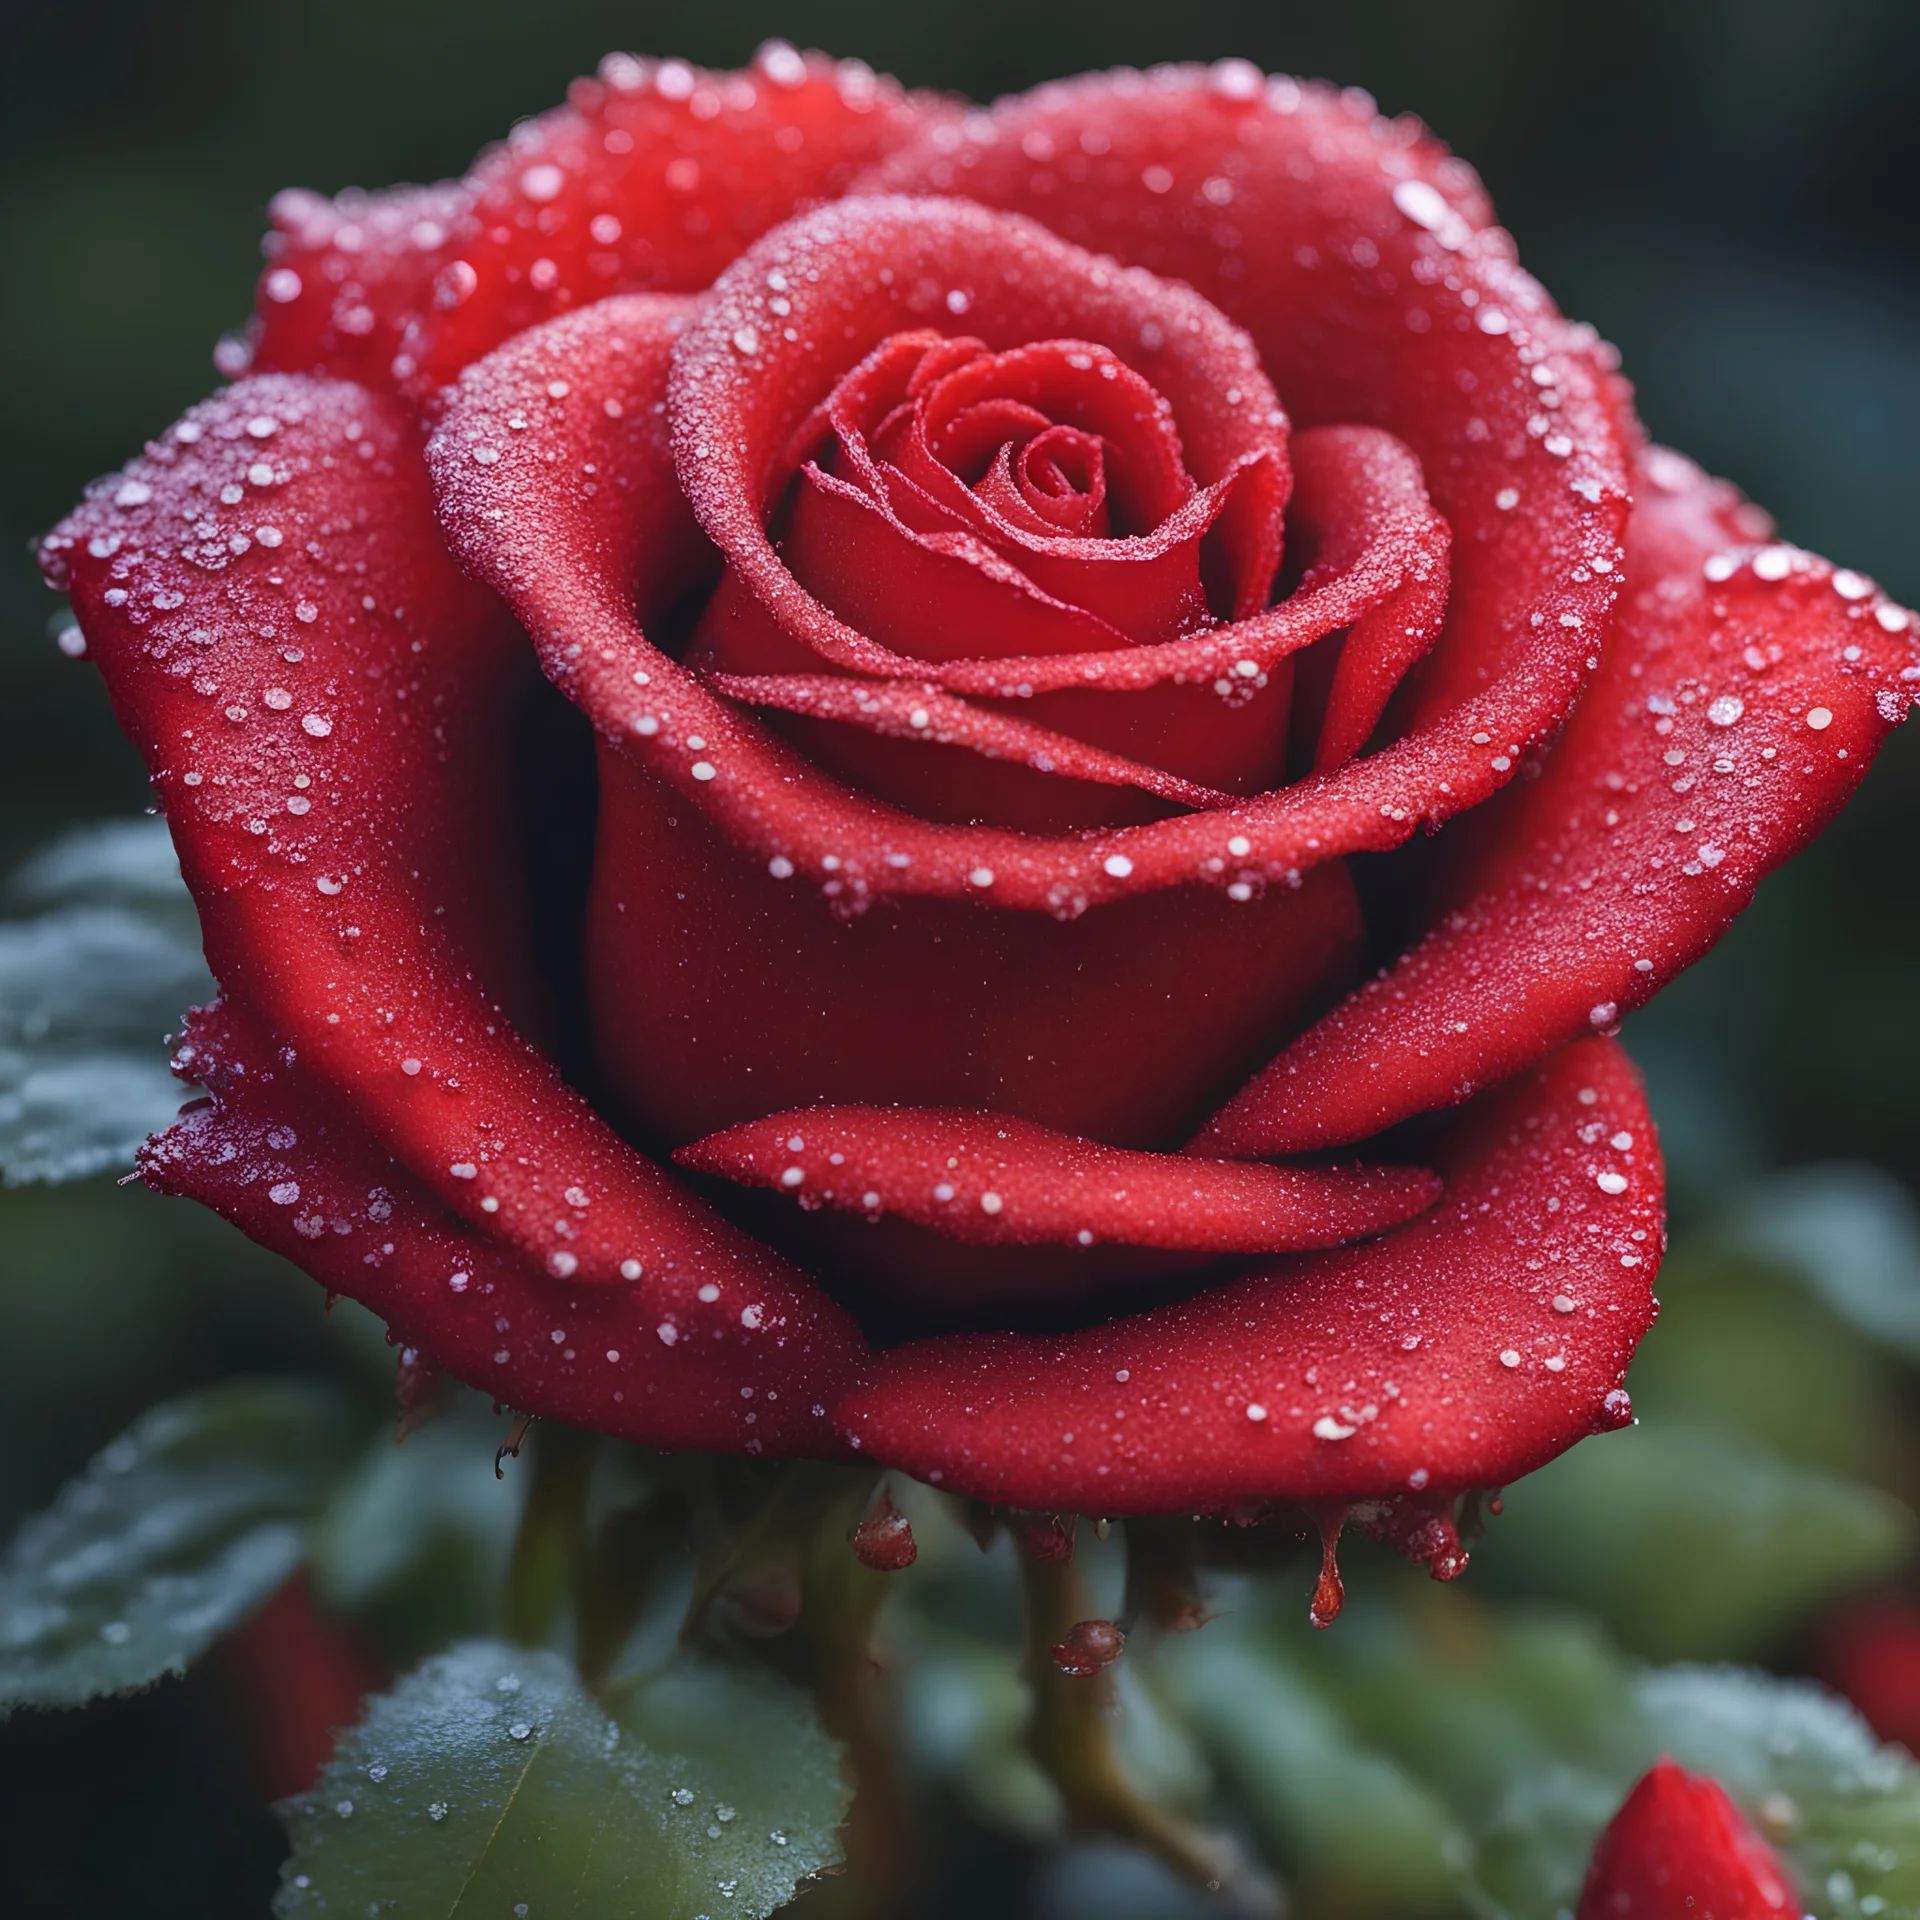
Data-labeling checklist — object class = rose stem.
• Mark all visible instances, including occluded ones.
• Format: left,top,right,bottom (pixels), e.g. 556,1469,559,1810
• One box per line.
504,1418,598,1647
1018,1527,1256,1899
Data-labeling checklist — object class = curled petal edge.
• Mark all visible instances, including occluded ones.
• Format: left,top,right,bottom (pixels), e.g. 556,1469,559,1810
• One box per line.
1201,448,1920,1156
676,1105,1441,1252
835,1037,1661,1514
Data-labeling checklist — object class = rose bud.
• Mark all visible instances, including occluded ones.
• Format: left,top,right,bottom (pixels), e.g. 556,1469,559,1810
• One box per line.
1579,1757,1797,1920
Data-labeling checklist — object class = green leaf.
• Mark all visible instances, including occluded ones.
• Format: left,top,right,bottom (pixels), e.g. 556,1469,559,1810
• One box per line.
0,1377,365,1711
1626,1245,1910,1481
0,819,213,1184
1729,1163,1920,1362
1473,1420,1914,1660
276,1640,850,1920
1162,1583,1920,1920
1167,1628,1463,1915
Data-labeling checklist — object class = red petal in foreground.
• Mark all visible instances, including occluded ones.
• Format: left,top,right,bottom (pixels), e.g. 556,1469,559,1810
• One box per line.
1579,1759,1795,1920
40,374,808,1293
840,1037,1659,1513
209,1574,385,1801
145,999,869,1456
676,1107,1439,1252
1200,448,1920,1156
251,47,957,393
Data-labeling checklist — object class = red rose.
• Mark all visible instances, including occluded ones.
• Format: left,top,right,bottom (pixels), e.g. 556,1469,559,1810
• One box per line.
42,49,1918,1542
1579,1758,1796,1920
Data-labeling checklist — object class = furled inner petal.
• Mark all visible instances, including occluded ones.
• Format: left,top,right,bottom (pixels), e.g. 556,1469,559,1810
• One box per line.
676,1106,1441,1251
864,71,1635,849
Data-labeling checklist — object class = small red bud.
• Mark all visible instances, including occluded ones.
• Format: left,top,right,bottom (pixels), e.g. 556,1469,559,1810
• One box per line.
851,1493,917,1571
1050,1618,1125,1676
1579,1758,1796,1920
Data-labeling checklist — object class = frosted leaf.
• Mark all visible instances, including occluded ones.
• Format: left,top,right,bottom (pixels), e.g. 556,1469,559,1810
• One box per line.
0,820,214,1183
275,1643,848,1919
0,1381,361,1713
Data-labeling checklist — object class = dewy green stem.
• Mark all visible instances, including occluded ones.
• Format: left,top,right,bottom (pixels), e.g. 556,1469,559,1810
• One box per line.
1017,1536,1253,1899
505,1419,598,1648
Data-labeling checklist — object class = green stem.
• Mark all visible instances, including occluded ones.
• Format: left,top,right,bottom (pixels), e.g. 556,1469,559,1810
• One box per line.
575,1476,688,1690
792,1479,913,1920
505,1420,598,1648
1018,1543,1248,1896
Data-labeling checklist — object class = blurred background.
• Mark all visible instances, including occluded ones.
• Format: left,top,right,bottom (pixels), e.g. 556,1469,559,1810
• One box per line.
2,0,1918,1914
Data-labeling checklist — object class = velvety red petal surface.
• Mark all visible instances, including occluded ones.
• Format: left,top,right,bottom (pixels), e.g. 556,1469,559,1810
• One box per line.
251,46,959,394
676,1107,1440,1252
70,53,1908,1526
429,292,1370,1159
145,999,865,1455
1199,448,1920,1156
39,375,851,1306
1578,1758,1796,1920
834,1037,1659,1512
867,66,1636,856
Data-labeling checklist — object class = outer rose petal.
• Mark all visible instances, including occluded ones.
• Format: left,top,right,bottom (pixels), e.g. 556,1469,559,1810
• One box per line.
1578,1759,1796,1920
836,1038,1659,1513
1199,449,1920,1156
250,181,473,389
675,1107,1441,1252
251,47,959,393
39,374,828,1294
145,1001,867,1455
867,68,1635,840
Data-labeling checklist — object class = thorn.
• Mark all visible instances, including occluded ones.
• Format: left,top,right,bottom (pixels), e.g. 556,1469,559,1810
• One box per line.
1050,1618,1125,1676
959,1501,1000,1553
323,1290,338,1314
851,1491,917,1571
1015,1512,1076,1563
495,1410,533,1478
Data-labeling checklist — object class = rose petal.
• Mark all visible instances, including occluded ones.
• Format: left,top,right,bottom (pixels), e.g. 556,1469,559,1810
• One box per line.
669,195,1291,686
42,373,774,1288
707,671,1239,825
867,68,1635,828
435,282,1447,914
145,1000,868,1454
837,1037,1659,1512
1198,448,1920,1155
677,1107,1438,1252
250,182,474,388
251,48,959,393
431,295,1372,1154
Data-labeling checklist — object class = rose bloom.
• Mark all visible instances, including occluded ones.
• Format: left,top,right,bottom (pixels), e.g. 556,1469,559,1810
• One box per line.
42,48,1918,1563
